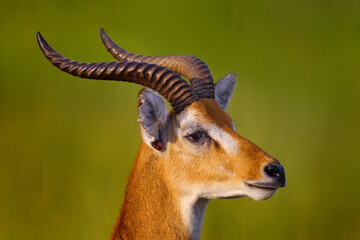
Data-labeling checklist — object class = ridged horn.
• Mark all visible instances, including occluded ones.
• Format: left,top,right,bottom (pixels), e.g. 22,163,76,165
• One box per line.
37,32,197,113
100,28,214,99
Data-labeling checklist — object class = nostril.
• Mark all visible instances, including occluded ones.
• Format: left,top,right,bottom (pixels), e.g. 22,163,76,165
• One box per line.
264,164,286,187
264,164,282,178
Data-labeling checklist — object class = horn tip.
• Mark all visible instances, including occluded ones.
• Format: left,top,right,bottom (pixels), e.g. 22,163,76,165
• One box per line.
36,31,47,51
36,31,43,43
100,27,108,40
36,31,56,56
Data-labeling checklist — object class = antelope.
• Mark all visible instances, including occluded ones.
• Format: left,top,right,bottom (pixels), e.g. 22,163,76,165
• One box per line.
37,29,286,240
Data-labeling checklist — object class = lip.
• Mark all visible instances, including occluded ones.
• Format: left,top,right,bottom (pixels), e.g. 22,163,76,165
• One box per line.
244,180,284,190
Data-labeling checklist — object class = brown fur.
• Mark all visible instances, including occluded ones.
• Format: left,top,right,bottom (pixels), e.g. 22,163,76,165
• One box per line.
110,98,279,240
166,99,277,188
110,142,190,240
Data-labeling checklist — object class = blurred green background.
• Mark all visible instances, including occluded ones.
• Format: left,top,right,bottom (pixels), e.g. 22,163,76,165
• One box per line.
1,0,359,239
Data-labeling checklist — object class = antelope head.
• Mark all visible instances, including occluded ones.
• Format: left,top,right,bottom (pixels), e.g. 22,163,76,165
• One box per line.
37,29,286,240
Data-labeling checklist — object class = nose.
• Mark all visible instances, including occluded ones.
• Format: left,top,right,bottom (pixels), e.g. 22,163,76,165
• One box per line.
264,164,286,187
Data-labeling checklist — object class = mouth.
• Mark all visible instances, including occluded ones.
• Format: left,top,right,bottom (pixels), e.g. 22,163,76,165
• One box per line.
242,176,285,201
241,180,279,201
244,180,284,190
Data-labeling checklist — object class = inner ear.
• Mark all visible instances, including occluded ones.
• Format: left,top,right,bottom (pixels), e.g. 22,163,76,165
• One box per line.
215,73,237,110
138,88,169,150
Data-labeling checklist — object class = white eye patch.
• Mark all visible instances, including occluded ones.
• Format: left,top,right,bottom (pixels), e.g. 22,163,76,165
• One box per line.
205,124,239,155
178,110,239,155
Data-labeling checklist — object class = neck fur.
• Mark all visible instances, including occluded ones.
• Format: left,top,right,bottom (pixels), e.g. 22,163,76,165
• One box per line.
179,196,209,240
110,142,208,240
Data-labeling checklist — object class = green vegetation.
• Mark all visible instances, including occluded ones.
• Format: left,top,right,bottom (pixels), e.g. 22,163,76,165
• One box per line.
1,0,359,239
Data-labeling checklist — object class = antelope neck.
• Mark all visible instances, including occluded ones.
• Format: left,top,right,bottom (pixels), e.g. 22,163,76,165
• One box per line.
110,142,207,240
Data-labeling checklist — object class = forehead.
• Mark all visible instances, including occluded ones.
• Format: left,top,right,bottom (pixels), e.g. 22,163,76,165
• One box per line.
177,98,234,128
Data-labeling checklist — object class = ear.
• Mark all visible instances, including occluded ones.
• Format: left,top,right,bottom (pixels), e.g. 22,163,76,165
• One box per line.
138,88,169,151
215,73,237,110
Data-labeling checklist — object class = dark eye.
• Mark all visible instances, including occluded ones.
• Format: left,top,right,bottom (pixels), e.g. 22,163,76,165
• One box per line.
185,131,204,143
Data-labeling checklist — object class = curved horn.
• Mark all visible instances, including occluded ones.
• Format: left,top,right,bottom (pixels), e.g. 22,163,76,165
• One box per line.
100,28,214,99
37,32,197,113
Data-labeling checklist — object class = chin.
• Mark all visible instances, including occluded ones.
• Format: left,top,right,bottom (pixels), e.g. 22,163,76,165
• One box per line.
245,185,278,201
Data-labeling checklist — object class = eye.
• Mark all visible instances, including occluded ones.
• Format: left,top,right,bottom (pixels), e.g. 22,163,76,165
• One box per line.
185,131,204,143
